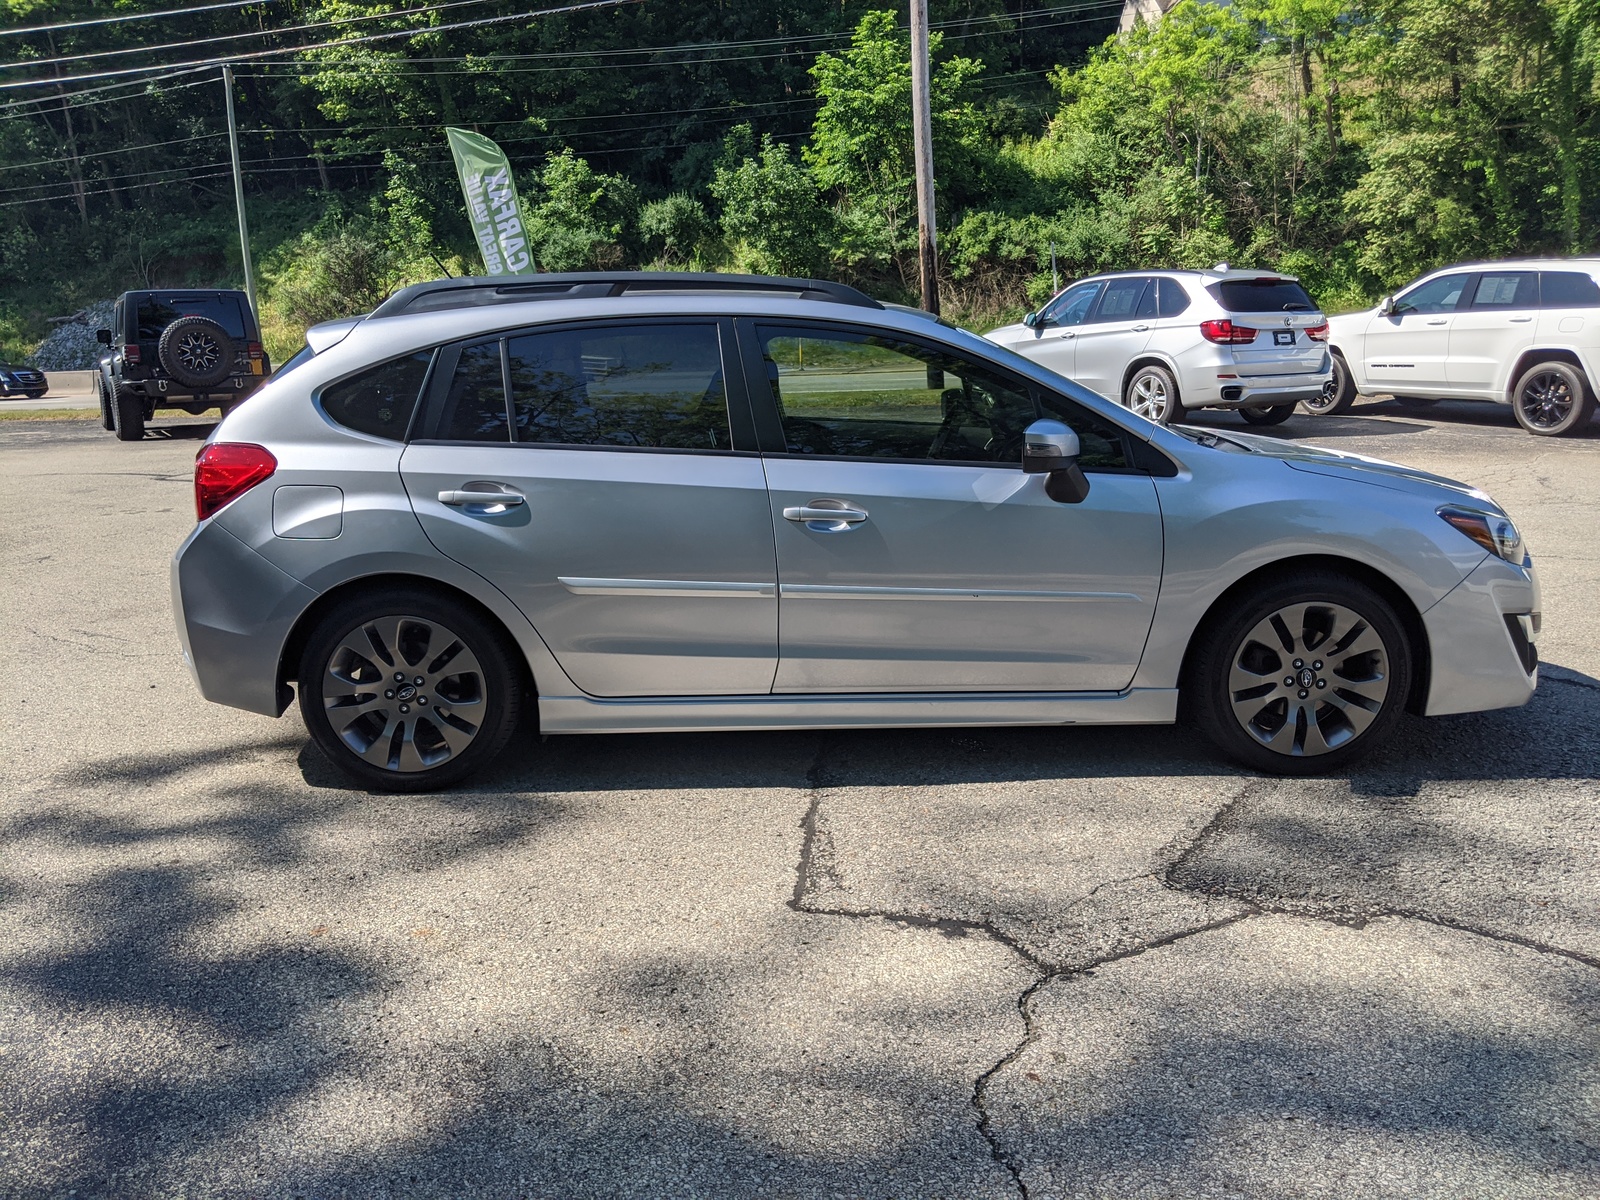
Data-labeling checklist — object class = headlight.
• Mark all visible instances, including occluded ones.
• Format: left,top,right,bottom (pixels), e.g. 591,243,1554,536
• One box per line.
1438,505,1525,564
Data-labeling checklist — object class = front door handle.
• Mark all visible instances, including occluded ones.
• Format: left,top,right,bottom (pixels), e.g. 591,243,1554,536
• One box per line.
783,502,869,532
1426,318,1449,326
439,484,526,511
1509,316,1532,323
1132,323,1152,332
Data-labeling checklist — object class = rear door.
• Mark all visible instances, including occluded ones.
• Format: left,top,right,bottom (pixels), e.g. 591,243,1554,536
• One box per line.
1071,276,1157,401
401,318,779,698
1205,277,1327,380
1447,271,1538,393
1362,272,1470,394
740,320,1163,694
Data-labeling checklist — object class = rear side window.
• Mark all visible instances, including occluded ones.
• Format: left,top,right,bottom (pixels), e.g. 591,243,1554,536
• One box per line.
1157,278,1191,317
1208,278,1315,313
319,350,431,441
1540,271,1600,308
1470,272,1536,308
1091,277,1151,322
137,295,249,340
438,342,510,442
507,323,729,450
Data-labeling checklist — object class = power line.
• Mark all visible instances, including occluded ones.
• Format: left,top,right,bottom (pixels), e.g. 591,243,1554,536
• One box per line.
0,65,216,113
0,0,645,91
3,131,226,172
0,0,280,39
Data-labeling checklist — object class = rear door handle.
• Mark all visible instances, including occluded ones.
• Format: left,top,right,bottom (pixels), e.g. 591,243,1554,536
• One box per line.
1510,316,1532,323
783,503,869,531
1426,318,1449,326
1132,324,1152,332
439,485,525,510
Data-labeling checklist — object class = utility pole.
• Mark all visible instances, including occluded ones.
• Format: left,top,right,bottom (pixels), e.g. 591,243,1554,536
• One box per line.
909,0,939,316
222,64,258,320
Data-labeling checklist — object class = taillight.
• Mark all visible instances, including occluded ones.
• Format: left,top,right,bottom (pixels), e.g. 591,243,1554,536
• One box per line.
247,341,263,360
123,343,141,364
1200,319,1258,345
195,443,276,521
1305,322,1329,342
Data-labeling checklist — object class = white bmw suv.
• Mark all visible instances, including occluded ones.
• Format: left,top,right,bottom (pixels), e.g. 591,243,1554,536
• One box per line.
987,267,1332,425
1313,259,1600,436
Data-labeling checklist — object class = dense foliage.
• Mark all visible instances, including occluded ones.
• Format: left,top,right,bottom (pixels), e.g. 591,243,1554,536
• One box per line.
0,0,1595,360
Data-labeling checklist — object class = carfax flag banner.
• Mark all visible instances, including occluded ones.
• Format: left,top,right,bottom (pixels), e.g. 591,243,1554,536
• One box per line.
446,127,533,275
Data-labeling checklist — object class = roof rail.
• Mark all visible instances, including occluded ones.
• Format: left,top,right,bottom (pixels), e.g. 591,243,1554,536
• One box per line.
369,272,882,319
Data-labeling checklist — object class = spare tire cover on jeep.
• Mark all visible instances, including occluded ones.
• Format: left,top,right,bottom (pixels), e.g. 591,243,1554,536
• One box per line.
158,315,236,389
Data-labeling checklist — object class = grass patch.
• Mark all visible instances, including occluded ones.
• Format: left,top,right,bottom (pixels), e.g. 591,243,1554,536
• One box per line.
0,408,99,421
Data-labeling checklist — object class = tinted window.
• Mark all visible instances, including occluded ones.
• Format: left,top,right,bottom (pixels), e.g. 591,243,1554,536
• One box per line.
508,323,729,450
1470,272,1536,308
1393,274,1469,314
1040,282,1101,327
758,326,1035,463
1091,277,1151,322
137,295,248,340
319,351,431,441
1157,277,1192,317
438,341,510,442
1209,278,1315,313
1540,271,1600,308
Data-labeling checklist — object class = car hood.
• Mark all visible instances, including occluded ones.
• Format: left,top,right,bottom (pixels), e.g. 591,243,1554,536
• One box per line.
1183,427,1498,509
985,322,1033,349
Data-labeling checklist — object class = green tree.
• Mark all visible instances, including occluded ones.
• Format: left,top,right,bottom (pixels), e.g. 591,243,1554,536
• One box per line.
710,127,833,277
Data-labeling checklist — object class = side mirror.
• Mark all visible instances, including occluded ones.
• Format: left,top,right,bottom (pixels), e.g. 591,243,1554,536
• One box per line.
1377,295,1396,316
95,328,112,346
1023,311,1042,329
1022,419,1091,504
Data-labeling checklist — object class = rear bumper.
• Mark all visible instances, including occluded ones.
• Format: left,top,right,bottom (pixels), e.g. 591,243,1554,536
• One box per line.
172,519,317,717
1182,356,1332,410
1420,553,1540,716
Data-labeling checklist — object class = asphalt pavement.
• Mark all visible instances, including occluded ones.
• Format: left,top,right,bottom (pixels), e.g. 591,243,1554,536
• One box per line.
2,399,1597,1199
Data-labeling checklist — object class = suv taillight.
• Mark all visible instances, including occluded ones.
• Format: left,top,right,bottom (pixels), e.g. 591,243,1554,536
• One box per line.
247,341,263,360
1200,319,1258,345
1305,322,1329,342
123,343,141,364
195,443,276,521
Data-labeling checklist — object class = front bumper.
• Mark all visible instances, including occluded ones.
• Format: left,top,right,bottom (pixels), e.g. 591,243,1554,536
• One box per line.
1421,553,1540,716
172,519,318,717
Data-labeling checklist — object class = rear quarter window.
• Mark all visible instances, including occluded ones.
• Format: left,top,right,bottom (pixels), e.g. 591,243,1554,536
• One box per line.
1207,279,1316,313
1540,271,1600,308
319,351,432,441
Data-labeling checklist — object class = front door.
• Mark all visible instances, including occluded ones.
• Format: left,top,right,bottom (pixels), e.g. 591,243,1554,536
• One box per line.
1362,272,1471,394
401,319,777,698
1020,279,1103,380
1071,276,1157,402
741,321,1163,694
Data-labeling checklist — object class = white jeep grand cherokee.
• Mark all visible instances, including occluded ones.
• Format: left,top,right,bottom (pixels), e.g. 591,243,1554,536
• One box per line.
1312,259,1600,436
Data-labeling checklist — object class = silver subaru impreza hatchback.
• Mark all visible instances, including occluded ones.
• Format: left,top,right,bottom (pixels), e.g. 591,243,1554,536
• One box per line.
171,273,1540,791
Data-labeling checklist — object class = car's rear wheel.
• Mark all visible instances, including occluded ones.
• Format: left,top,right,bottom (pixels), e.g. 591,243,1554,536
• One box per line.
298,591,523,792
110,382,144,441
1123,364,1181,423
1302,353,1355,416
1189,573,1412,776
1511,360,1595,436
1239,403,1295,426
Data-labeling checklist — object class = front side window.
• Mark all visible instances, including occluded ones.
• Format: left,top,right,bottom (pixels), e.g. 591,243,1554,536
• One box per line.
319,350,432,441
1540,271,1600,308
1393,273,1469,315
1040,282,1102,327
508,323,729,450
758,325,1036,463
1091,277,1152,322
1470,272,1536,309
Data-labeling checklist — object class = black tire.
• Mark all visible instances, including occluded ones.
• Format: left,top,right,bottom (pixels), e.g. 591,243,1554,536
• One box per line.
1123,364,1182,424
298,590,524,792
96,375,114,431
1188,571,1412,776
1511,360,1595,436
1302,352,1356,415
110,382,145,441
1239,403,1296,426
158,315,236,389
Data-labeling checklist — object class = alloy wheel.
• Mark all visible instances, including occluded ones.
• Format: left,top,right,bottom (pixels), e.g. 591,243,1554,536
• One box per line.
1127,372,1171,421
1226,601,1391,757
175,331,221,374
1517,370,1574,432
321,614,487,773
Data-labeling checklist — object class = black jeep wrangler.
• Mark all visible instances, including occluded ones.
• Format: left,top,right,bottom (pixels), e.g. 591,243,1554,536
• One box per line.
95,289,270,440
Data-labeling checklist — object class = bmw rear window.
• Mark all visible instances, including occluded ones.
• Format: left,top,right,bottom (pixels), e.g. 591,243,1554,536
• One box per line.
1206,279,1316,313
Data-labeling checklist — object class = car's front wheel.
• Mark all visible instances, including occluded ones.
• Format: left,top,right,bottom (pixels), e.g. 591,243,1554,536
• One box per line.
1189,573,1412,775
1123,364,1181,423
1239,403,1295,426
96,376,115,431
298,591,524,792
1511,360,1596,436
1302,353,1356,416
